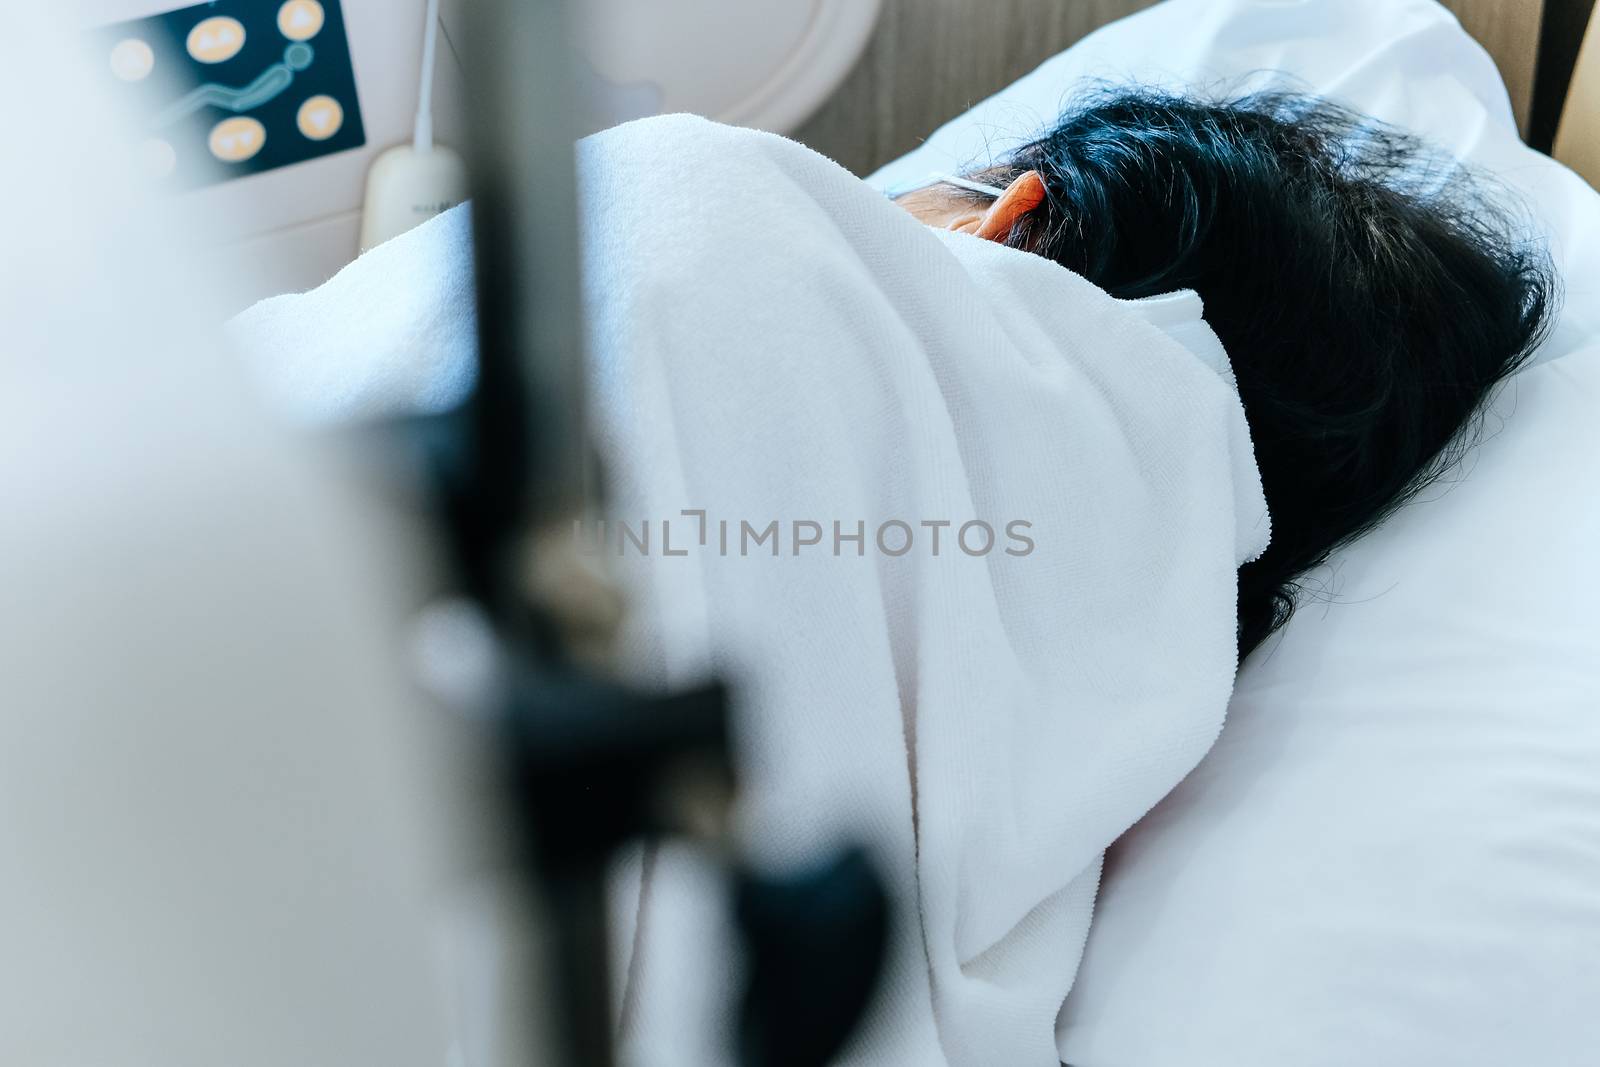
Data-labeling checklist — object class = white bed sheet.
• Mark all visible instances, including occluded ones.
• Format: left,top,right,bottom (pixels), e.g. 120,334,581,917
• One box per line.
872,2,1600,1063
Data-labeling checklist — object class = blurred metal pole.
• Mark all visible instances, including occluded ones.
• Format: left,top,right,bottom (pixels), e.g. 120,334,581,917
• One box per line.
447,8,886,1067
462,0,588,582
457,3,615,1066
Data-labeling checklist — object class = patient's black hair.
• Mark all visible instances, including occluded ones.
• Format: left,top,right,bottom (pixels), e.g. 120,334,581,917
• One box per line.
978,89,1556,659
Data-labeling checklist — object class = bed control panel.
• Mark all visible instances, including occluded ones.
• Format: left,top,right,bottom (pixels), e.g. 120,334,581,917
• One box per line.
91,0,366,189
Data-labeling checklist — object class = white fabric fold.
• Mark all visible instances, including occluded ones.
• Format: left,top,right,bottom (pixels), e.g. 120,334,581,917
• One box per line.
230,113,1270,1067
576,115,1270,1066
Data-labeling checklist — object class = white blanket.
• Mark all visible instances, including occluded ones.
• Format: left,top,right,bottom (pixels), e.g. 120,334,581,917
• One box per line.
232,114,1270,1066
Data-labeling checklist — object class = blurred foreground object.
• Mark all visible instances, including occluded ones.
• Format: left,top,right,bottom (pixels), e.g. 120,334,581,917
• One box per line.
445,1,890,1063
0,14,449,1065
5,4,888,1064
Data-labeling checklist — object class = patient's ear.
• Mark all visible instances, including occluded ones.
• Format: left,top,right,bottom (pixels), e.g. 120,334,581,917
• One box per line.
950,171,1046,242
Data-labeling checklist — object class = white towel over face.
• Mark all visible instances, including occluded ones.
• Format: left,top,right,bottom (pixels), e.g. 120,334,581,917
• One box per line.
578,116,1269,1066
230,113,1270,1066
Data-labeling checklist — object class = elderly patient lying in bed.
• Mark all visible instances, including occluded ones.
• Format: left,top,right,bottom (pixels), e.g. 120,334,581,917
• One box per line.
231,88,1553,1066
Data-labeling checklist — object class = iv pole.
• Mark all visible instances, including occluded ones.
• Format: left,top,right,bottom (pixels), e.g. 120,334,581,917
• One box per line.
453,4,725,1065
440,3,890,1065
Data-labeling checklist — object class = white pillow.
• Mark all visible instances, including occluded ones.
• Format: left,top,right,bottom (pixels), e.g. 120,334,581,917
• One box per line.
868,0,1600,358
877,2,1600,1063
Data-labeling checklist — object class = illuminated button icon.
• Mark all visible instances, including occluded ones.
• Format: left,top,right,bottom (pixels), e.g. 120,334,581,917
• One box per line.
187,16,246,64
277,0,326,42
138,138,177,179
209,116,266,163
296,95,344,141
109,38,154,82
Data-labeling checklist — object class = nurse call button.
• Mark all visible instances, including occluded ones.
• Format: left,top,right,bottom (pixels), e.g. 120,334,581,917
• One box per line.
297,95,345,140
109,38,154,82
139,138,178,179
209,116,266,162
278,1,326,42
187,16,246,64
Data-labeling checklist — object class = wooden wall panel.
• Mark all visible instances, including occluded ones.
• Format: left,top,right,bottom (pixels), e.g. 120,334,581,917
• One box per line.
795,0,1545,177
1441,0,1544,127
1552,0,1600,183
794,0,1158,175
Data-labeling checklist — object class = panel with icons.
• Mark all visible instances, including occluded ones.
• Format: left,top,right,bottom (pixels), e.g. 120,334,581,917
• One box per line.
94,0,366,189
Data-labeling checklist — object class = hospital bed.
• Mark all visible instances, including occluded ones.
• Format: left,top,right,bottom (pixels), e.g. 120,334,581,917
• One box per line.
224,1,1600,1059
869,1,1600,1061
11,0,1598,1064
452,0,1600,1061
